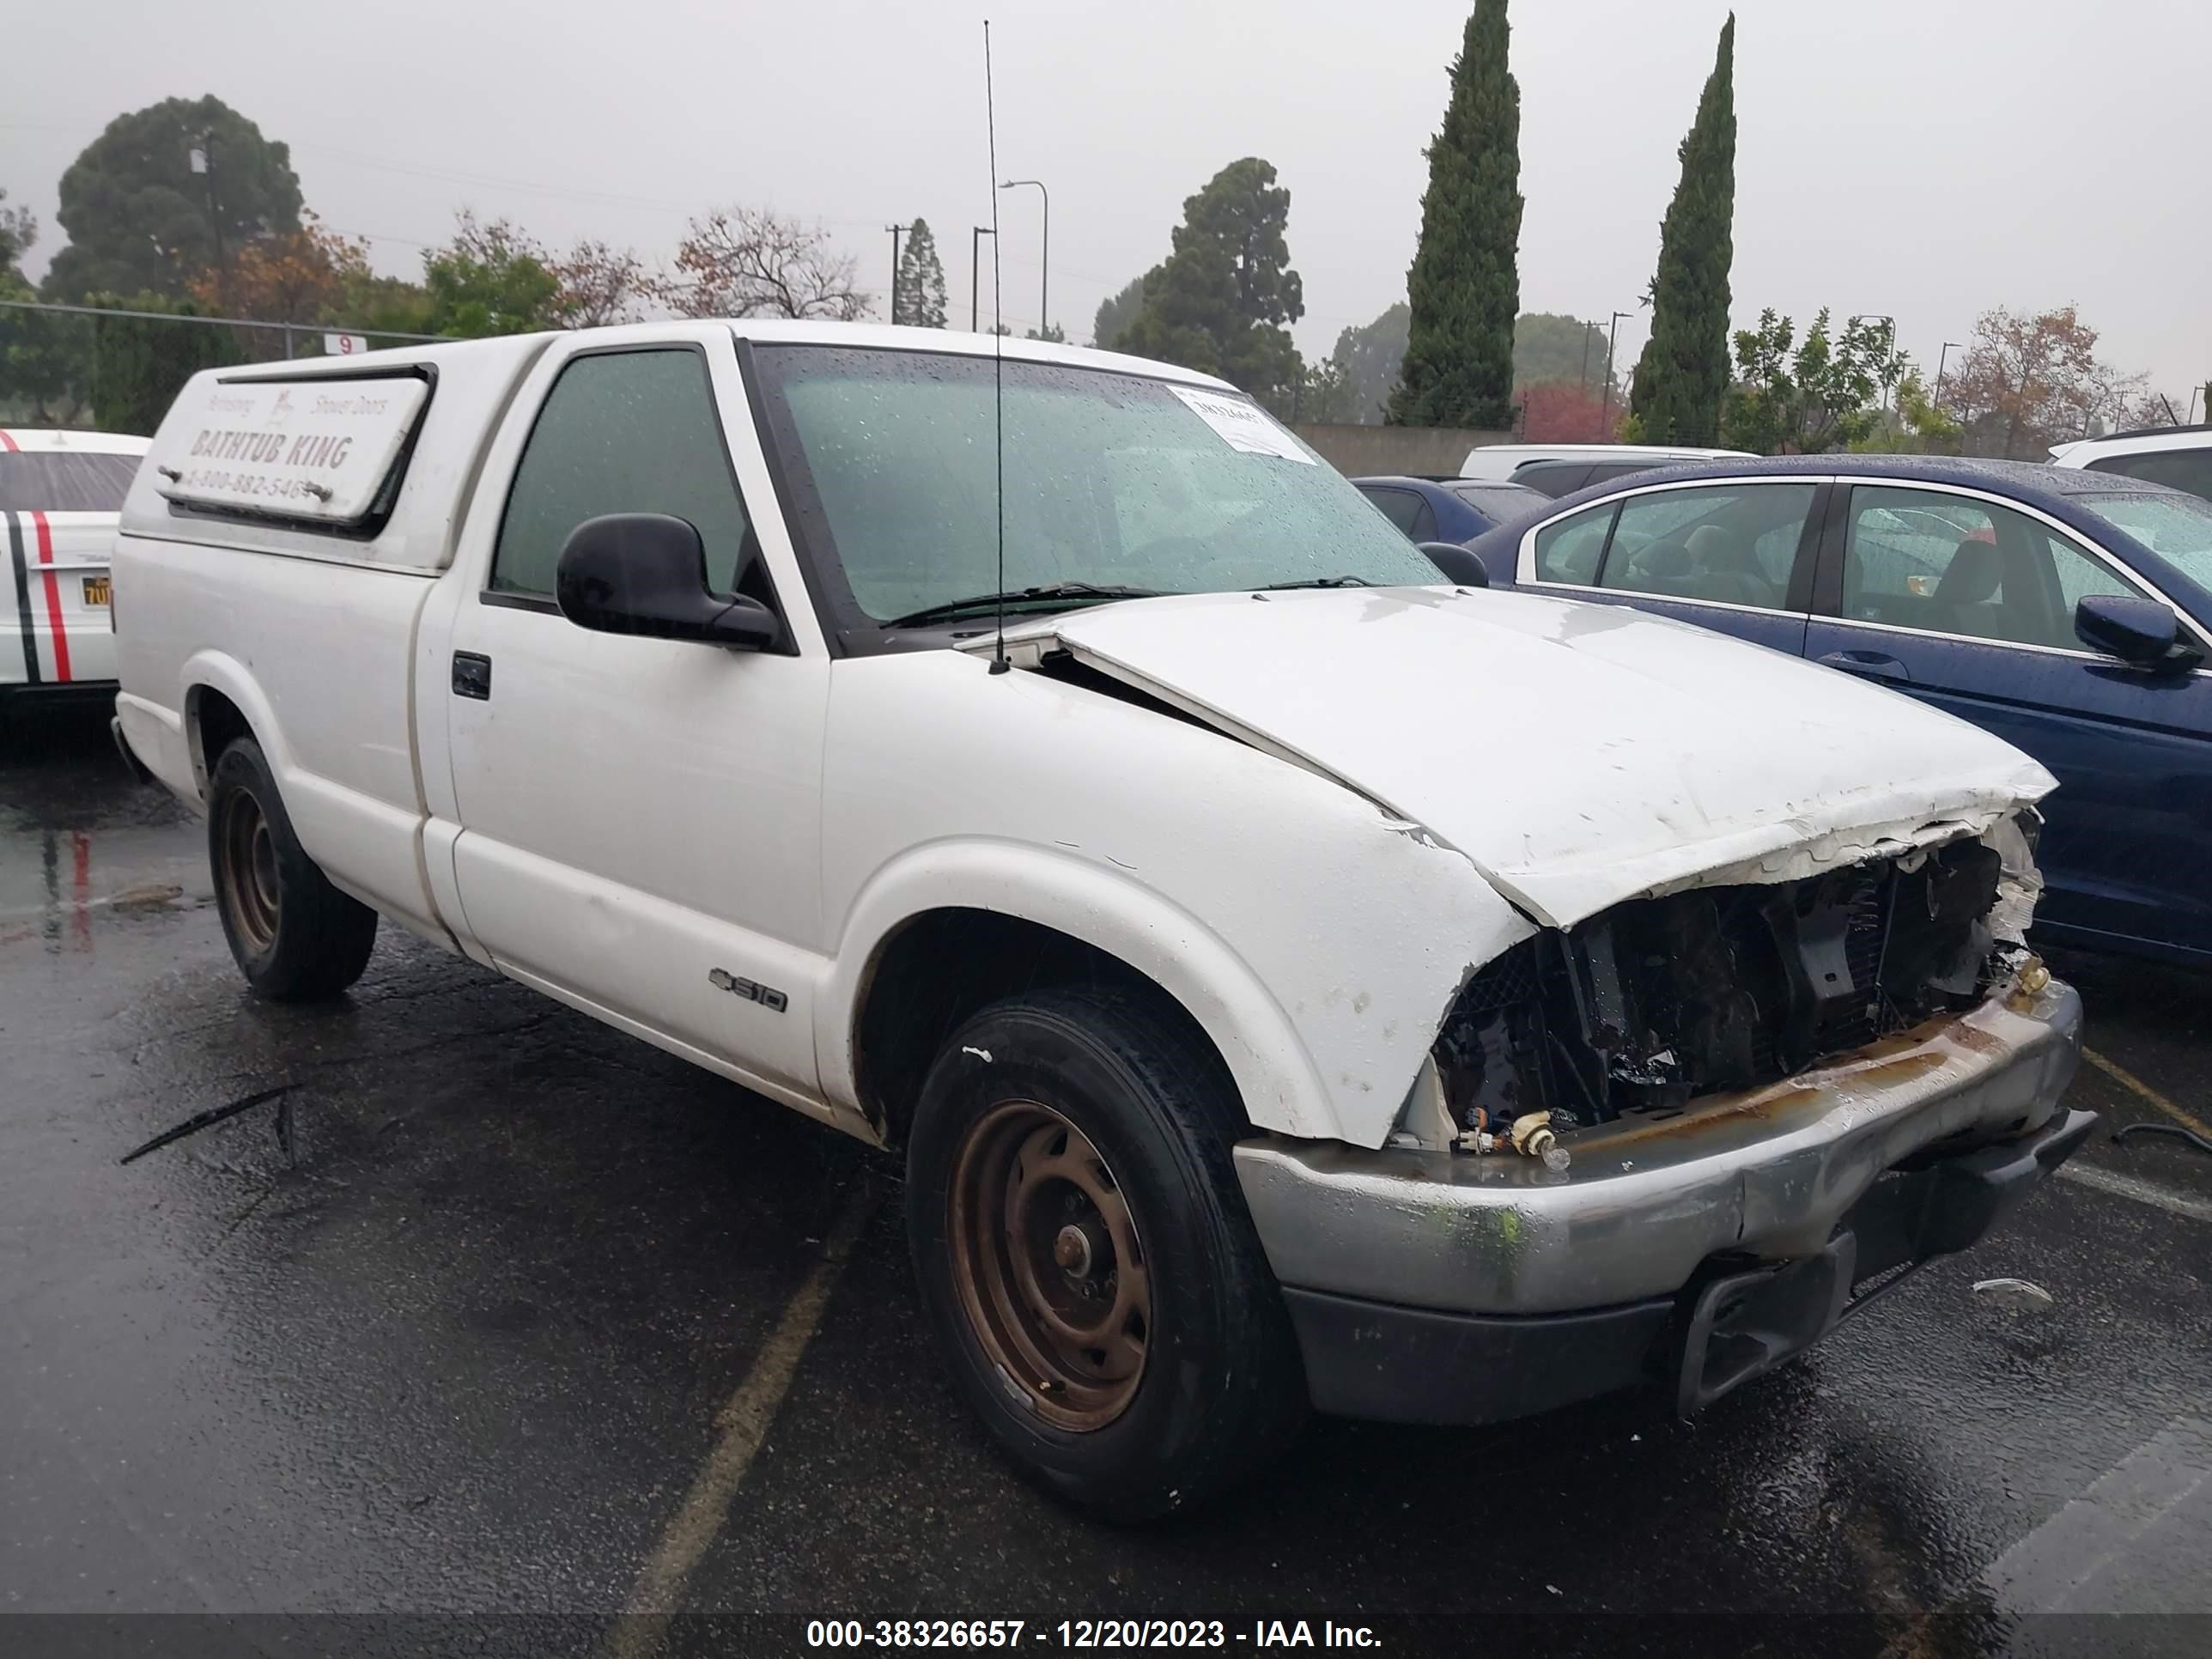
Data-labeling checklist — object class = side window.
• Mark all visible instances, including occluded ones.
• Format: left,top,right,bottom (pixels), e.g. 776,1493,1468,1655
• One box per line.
1840,486,2142,649
2088,447,2212,504
1599,483,1816,609
492,349,758,599
1410,497,1438,542
1358,486,1425,538
1531,503,1615,584
2045,529,2145,617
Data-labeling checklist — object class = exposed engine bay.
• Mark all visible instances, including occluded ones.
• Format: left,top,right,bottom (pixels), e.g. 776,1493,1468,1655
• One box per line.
1406,818,2045,1160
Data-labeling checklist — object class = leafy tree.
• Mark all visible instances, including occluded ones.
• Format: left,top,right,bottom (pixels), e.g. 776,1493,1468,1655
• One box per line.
1295,353,1357,422
1846,371,1960,454
1512,312,1610,391
1024,324,1067,343
550,239,649,328
1719,307,1906,454
1937,304,2145,459
0,195,84,420
659,206,867,321
339,271,436,340
1,189,35,282
1117,157,1305,415
186,213,372,327
1628,15,1736,445
1091,275,1144,349
44,96,303,301
86,293,241,434
896,219,949,328
0,271,93,423
1391,0,1522,428
422,211,561,337
1335,302,1412,422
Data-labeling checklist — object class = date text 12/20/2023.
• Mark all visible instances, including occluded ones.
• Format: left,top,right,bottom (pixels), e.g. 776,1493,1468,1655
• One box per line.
804,1620,1382,1649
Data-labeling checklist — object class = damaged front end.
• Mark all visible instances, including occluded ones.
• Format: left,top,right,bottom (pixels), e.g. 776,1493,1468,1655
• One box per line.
1233,808,2088,1429
1399,813,2049,1159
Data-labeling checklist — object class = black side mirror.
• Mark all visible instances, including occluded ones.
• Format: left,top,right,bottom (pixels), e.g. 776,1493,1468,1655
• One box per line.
556,514,780,649
2074,593,2202,673
1418,541,1490,587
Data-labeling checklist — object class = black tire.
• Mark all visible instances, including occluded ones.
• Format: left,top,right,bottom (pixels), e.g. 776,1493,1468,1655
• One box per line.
207,735,378,1000
906,986,1307,1521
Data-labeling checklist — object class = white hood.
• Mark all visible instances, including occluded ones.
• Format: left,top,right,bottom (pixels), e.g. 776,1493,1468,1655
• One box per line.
988,586,2055,929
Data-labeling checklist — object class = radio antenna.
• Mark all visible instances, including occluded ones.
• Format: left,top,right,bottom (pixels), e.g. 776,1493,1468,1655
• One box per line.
985,18,1011,675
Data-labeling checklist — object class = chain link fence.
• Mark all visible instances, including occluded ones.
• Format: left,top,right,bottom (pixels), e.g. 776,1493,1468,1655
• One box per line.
0,301,446,435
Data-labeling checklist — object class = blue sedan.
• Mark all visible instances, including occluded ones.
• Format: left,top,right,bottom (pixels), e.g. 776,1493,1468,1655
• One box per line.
1463,455,2212,966
1352,475,1551,544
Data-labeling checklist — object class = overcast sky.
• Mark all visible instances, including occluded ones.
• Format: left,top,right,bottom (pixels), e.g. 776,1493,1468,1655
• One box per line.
7,0,2207,405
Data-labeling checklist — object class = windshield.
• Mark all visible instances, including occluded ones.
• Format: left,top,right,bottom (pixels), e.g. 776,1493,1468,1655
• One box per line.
0,452,139,513
2081,492,2212,591
749,345,1438,625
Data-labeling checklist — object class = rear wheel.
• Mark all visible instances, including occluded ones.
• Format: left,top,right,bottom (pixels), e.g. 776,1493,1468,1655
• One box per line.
208,736,378,1000
907,987,1306,1520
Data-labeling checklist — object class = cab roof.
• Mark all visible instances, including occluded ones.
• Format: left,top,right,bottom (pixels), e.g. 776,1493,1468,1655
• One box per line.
208,319,1243,397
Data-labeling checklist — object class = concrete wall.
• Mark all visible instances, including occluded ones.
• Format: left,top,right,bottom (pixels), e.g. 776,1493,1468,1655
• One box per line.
1291,423,1514,478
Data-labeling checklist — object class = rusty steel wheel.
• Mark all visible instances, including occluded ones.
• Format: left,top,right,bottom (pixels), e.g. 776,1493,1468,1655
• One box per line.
215,782,282,955
947,1098,1152,1431
205,737,379,1000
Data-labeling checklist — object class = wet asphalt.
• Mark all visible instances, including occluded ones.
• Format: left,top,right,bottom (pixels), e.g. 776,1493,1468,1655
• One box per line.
3,701,2209,1659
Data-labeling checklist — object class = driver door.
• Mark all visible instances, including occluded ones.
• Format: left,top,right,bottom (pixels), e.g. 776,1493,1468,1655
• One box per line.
1805,481,2212,959
438,334,832,1103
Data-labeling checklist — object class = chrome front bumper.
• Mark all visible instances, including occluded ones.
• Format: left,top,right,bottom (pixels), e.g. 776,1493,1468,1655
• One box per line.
1234,973,2083,1316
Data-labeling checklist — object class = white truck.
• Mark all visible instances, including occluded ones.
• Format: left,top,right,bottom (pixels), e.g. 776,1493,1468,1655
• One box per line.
113,321,2090,1518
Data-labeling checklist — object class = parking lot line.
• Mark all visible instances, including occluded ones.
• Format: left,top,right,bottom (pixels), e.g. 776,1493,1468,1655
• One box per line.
608,1176,880,1658
2057,1162,2212,1225
2081,1047,2212,1141
1979,1419,2212,1614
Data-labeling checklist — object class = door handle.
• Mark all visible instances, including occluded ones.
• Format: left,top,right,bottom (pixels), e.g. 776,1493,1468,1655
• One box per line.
452,651,492,700
1818,649,1910,684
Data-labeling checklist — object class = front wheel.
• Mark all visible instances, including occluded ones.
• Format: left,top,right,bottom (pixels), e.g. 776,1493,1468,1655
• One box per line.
208,735,379,1000
906,987,1306,1520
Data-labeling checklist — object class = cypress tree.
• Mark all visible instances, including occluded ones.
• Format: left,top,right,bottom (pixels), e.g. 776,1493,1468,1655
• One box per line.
1389,0,1522,429
896,218,948,328
1628,14,1737,445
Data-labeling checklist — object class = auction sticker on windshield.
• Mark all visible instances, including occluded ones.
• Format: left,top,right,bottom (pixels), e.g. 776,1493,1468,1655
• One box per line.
1170,386,1316,465
150,375,429,523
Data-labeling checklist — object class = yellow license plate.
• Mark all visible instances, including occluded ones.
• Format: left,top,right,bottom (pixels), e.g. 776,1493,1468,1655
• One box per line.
82,575,111,606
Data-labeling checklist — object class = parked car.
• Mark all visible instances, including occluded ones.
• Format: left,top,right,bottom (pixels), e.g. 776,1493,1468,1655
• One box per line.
2,428,149,710
1465,454,2212,965
1459,441,1754,495
2051,422,2212,503
1352,474,1548,544
114,325,2085,1518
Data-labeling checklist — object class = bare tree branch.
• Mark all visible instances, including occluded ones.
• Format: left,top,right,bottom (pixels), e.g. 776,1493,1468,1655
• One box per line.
654,207,869,322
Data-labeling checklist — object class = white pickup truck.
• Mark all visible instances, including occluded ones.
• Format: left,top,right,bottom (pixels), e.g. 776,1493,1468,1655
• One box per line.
113,321,2090,1518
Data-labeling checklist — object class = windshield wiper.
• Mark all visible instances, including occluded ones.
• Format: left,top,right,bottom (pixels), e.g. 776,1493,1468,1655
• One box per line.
884,582,1164,628
1255,575,1376,591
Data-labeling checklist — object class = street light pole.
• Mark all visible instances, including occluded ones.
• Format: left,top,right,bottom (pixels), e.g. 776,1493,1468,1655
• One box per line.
885,224,906,325
189,137,225,275
1600,310,1629,435
1934,340,1961,405
998,179,1048,340
970,226,996,332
